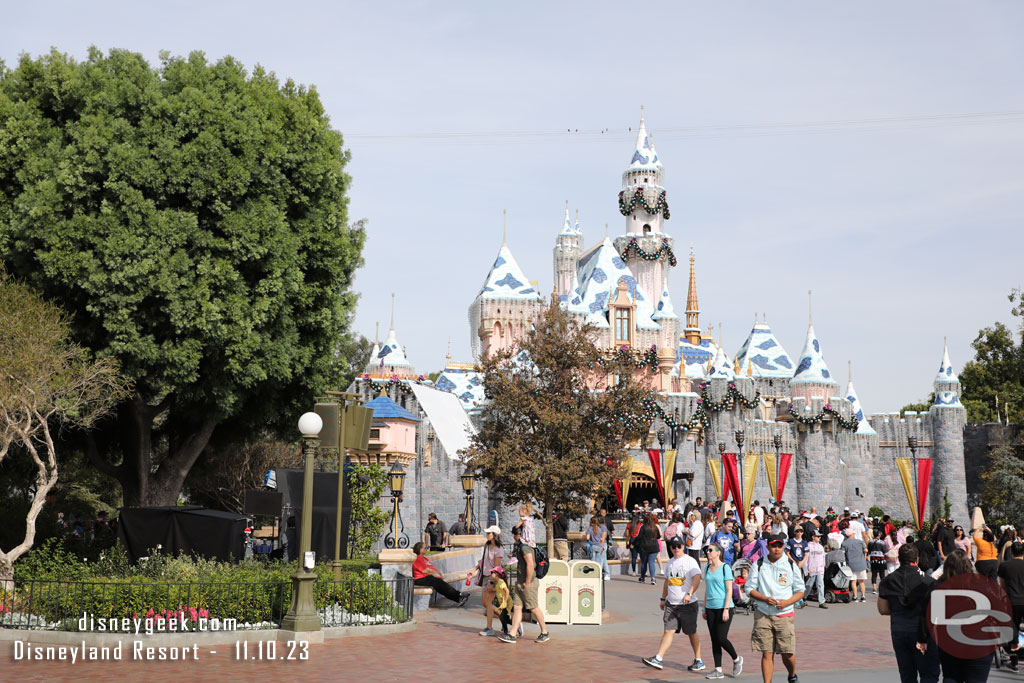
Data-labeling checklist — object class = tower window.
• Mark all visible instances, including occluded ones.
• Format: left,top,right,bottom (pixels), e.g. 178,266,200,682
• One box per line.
615,307,631,343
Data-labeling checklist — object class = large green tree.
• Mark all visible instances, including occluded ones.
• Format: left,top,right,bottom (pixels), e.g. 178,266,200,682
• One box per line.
462,297,653,547
0,48,365,506
961,289,1023,424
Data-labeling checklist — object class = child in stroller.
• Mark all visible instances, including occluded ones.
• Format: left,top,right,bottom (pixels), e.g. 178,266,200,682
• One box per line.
730,558,754,615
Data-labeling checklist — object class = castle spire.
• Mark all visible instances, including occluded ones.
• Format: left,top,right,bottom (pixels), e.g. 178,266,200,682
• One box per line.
845,362,877,435
684,246,701,344
932,339,963,407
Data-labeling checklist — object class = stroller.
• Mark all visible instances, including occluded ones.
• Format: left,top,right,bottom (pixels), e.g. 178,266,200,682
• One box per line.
730,558,754,615
815,556,854,604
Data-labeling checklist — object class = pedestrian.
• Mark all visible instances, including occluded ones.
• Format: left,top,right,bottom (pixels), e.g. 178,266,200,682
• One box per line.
842,528,870,602
686,510,704,562
642,536,705,673
805,530,827,609
627,511,644,575
468,525,505,636
411,542,469,606
588,514,610,581
973,525,998,580
741,525,768,563
498,524,550,644
868,529,889,591
551,510,570,561
449,513,469,537
711,518,740,566
701,542,744,679
952,525,971,558
601,507,616,552
877,543,940,683
637,514,662,584
652,512,667,576
702,509,717,550
933,550,993,680
914,532,938,574
424,513,448,551
744,534,805,683
484,566,513,636
998,541,1024,671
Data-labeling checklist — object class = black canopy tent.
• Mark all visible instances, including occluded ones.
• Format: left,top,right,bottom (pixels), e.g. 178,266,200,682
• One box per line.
118,506,248,563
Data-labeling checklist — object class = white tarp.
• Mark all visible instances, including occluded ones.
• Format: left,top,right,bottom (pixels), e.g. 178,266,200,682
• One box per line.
410,383,477,460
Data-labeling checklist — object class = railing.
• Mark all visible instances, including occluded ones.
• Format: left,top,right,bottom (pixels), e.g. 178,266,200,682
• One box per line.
0,575,413,631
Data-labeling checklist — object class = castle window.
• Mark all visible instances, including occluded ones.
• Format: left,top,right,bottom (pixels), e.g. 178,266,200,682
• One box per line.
615,307,631,343
370,428,380,440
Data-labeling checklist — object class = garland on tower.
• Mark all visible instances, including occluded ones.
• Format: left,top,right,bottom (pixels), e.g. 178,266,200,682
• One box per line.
618,187,670,220
619,236,678,267
589,345,661,371
615,381,761,432
790,403,860,431
359,375,429,396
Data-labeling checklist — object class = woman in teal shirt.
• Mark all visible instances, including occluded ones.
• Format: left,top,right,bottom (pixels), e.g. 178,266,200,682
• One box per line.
702,543,743,679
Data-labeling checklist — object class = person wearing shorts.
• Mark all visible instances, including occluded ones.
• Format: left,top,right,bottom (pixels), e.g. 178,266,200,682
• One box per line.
642,537,705,672
498,524,549,644
745,534,805,683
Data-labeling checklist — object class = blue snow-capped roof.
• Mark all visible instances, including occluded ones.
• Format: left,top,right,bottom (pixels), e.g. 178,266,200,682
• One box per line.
934,343,960,386
735,322,795,379
568,237,660,330
627,117,662,172
435,365,486,410
676,336,715,379
790,324,838,385
844,380,877,435
376,328,412,368
707,344,735,381
366,395,421,422
558,205,576,237
933,391,963,407
477,244,544,302
653,288,678,320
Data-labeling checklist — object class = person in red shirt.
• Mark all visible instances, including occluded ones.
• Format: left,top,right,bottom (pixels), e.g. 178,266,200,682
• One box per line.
413,542,469,606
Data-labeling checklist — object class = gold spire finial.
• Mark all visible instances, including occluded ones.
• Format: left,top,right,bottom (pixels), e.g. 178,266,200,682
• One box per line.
446,337,452,363
747,359,753,377
684,246,701,344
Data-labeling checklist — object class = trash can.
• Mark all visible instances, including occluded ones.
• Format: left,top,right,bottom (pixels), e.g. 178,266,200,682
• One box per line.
568,559,602,625
538,559,570,624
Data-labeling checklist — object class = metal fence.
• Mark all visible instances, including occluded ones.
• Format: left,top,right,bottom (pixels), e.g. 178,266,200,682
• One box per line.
0,574,413,631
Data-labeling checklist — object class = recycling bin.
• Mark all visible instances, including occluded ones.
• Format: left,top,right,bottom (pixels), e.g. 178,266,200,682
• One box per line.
538,559,570,623
568,559,602,625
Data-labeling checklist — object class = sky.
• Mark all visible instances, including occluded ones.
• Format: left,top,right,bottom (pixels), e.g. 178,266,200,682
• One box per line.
3,2,1023,412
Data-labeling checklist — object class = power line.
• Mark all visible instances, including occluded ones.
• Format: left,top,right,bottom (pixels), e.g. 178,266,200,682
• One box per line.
346,109,1024,144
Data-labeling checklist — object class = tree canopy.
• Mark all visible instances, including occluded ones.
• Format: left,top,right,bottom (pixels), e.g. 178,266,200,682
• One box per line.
0,48,365,505
462,298,653,544
961,289,1023,424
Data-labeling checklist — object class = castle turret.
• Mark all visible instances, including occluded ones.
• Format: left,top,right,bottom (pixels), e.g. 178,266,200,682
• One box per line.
553,202,583,298
929,341,968,522
684,249,701,345
367,294,417,379
469,231,544,359
789,323,839,401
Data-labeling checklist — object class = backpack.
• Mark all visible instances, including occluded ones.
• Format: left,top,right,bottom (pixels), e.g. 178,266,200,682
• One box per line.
533,544,550,579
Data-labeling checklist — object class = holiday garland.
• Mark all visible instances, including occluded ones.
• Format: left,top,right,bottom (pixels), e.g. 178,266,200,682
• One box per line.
616,381,761,432
589,345,661,371
618,187,670,219
619,237,678,267
790,403,860,431
359,375,429,396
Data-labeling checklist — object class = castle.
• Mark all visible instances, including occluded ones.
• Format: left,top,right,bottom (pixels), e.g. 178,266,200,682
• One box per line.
353,113,970,535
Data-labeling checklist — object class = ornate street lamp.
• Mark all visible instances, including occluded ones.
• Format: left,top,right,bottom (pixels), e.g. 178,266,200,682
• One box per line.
773,433,783,502
383,462,408,549
656,428,666,508
735,429,746,513
281,412,323,632
908,435,920,523
717,442,726,505
461,470,476,533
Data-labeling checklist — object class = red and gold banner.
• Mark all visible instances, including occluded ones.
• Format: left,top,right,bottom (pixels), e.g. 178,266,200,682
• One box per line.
620,456,635,510
777,453,793,502
647,449,666,506
708,458,723,499
722,453,741,514
763,451,778,499
896,458,918,528
917,458,933,531
663,449,677,503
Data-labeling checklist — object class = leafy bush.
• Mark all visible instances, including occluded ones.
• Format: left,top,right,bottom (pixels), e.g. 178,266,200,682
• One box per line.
868,506,885,519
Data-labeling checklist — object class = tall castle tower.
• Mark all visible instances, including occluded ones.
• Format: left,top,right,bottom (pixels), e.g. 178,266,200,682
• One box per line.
929,342,969,522
553,202,582,297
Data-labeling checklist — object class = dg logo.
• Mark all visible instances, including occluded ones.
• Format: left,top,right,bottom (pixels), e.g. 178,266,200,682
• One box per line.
927,573,1014,659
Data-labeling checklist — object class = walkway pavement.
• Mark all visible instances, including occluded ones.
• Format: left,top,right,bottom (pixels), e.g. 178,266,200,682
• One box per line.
0,573,979,681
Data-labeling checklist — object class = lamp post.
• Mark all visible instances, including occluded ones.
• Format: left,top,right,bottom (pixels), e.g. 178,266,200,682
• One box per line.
460,471,476,533
383,462,408,549
281,412,323,633
718,441,726,505
657,427,666,508
908,435,919,525
772,433,782,503
735,429,746,514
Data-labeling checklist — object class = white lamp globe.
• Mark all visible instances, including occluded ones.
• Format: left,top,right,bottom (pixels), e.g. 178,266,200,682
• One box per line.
297,412,323,437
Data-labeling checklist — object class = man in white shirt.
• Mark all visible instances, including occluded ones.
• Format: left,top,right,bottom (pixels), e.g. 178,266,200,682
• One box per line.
687,512,704,562
752,500,765,528
642,537,704,672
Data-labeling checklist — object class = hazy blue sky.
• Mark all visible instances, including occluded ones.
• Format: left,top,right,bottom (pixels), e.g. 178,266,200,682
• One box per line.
4,2,1023,411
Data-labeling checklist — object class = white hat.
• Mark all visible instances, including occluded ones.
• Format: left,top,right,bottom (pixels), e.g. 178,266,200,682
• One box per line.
852,509,861,516
483,525,502,535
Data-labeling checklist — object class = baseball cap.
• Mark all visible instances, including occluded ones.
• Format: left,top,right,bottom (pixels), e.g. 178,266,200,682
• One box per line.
766,534,787,545
667,536,686,548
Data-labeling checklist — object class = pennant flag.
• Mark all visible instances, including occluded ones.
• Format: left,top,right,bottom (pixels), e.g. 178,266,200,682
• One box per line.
708,458,723,499
777,453,793,502
663,449,677,503
743,452,760,518
647,449,665,506
917,458,933,531
763,451,778,500
722,453,741,514
896,458,918,528
613,480,623,509
621,456,635,509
